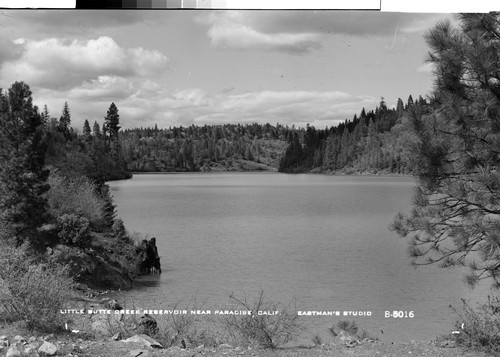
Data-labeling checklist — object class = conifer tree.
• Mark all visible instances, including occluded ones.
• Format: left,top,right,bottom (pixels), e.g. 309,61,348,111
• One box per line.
41,104,50,124
104,103,122,160
0,82,49,246
93,121,101,137
59,101,71,137
392,13,500,288
83,119,91,136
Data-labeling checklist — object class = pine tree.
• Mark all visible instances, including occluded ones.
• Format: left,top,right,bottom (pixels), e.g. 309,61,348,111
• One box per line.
59,101,71,136
104,103,121,159
83,119,91,136
0,82,50,246
392,13,500,288
396,98,404,114
99,184,116,230
92,121,101,137
41,104,50,124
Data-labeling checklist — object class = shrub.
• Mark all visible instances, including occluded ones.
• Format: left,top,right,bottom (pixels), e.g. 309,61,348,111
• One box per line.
0,243,75,332
222,291,303,349
58,213,92,248
450,297,500,353
112,218,128,240
154,300,212,348
46,170,104,228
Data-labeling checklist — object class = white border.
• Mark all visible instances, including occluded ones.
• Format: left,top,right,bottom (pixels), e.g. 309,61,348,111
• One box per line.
0,0,499,11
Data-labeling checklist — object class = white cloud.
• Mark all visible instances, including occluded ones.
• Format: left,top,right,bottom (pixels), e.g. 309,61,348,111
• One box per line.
0,36,169,90
198,11,322,54
417,62,434,73
195,12,451,54
400,14,452,33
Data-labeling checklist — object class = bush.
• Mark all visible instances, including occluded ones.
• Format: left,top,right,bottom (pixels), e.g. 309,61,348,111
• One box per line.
46,170,105,228
0,243,75,332
222,291,303,349
58,213,92,247
450,297,500,353
112,218,128,240
153,300,223,348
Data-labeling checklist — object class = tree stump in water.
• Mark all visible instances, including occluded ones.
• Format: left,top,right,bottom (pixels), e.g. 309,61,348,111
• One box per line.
137,237,161,275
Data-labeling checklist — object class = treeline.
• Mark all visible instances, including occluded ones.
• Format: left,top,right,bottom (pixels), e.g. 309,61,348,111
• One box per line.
119,123,290,172
278,96,432,174
44,94,430,176
43,101,130,181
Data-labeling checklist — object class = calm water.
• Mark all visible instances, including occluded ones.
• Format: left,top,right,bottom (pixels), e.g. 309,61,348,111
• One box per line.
109,173,489,343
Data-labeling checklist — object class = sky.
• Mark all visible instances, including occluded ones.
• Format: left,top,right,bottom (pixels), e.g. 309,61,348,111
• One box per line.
0,10,453,130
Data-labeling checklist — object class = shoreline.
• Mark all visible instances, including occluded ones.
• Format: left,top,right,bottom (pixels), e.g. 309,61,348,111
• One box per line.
125,170,415,177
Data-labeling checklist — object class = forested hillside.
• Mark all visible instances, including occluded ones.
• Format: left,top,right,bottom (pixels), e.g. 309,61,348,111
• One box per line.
278,96,432,174
112,95,429,175
38,88,432,177
119,123,289,172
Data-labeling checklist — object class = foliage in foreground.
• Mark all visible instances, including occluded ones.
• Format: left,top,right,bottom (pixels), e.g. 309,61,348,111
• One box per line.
222,291,304,349
392,13,500,289
0,243,75,332
450,297,500,353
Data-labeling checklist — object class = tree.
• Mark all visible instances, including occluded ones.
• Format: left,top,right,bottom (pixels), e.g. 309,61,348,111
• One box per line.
104,102,120,138
41,104,50,124
83,119,91,136
59,101,71,136
0,82,49,246
92,121,101,137
392,13,500,289
104,102,121,159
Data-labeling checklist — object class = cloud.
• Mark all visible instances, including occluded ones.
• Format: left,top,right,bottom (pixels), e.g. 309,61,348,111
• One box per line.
195,11,452,53
200,90,376,125
0,36,24,64
197,11,323,54
66,76,135,102
0,36,169,90
417,62,434,73
400,14,453,34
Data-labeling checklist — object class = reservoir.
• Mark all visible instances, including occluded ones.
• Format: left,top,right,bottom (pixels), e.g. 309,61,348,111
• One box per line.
109,172,488,343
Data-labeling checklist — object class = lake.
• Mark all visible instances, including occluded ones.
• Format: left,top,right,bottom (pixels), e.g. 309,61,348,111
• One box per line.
109,172,489,343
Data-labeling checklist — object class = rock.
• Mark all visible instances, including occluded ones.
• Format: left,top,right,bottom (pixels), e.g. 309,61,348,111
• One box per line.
103,298,123,310
219,343,232,349
28,337,37,343
438,340,457,348
130,349,150,357
123,334,163,349
136,238,161,275
72,344,84,353
91,320,113,337
6,346,22,357
23,345,35,355
111,332,122,341
43,334,55,341
38,341,58,356
138,314,158,336
337,331,361,347
13,335,26,344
